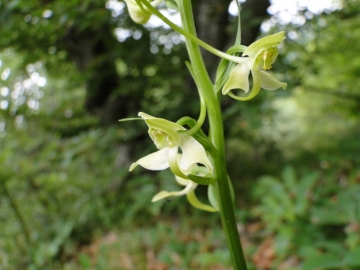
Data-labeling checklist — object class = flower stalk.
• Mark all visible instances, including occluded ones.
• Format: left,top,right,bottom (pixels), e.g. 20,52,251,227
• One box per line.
177,0,247,268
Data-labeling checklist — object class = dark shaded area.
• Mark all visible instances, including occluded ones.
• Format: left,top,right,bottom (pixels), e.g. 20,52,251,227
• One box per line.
241,0,270,46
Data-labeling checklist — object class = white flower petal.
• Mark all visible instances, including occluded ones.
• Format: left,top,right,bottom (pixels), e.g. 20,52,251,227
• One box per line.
151,181,197,202
175,175,191,186
259,70,287,91
129,147,170,171
179,136,213,173
222,64,251,94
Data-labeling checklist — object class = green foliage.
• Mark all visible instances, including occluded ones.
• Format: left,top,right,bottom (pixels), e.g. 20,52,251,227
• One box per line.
253,166,360,269
253,166,319,260
0,123,126,268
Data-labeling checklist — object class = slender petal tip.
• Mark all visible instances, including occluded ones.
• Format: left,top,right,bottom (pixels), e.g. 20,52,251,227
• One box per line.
129,162,138,171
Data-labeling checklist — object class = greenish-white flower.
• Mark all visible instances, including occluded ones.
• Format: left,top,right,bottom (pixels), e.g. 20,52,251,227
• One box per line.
151,164,217,212
129,112,213,175
222,31,287,97
124,0,162,24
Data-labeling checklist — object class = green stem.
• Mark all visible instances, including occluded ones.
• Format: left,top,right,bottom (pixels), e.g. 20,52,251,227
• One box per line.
176,1,247,269
137,0,245,64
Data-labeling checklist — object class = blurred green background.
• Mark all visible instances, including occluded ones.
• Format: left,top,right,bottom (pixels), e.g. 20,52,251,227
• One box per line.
0,0,359,269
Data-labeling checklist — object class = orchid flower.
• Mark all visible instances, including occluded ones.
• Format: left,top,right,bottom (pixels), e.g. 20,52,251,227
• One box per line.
129,112,213,177
152,164,217,212
222,32,287,100
124,0,163,24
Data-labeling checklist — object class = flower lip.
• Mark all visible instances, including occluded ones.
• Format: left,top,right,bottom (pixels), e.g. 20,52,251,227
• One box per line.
150,129,172,148
255,47,278,71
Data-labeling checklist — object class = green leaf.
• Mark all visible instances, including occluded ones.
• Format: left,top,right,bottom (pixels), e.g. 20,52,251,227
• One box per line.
302,254,343,270
343,248,360,266
282,165,297,190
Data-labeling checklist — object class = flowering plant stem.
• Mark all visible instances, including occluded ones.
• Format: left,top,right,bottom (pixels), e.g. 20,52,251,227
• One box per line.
178,1,247,269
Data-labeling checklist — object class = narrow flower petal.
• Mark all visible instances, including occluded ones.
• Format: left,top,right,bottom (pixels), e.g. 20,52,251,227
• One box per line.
243,31,286,69
222,64,251,94
175,175,190,186
179,136,213,173
129,147,169,171
151,181,197,202
259,70,287,90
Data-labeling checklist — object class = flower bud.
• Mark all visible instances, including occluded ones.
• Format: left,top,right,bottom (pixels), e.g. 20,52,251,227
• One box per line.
124,0,162,25
124,0,151,24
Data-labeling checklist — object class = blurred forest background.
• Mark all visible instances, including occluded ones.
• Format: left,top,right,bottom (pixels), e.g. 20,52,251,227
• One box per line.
0,0,359,269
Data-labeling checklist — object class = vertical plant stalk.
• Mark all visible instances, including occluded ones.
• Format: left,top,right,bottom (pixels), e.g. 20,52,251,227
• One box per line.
177,1,247,269
2,181,32,244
